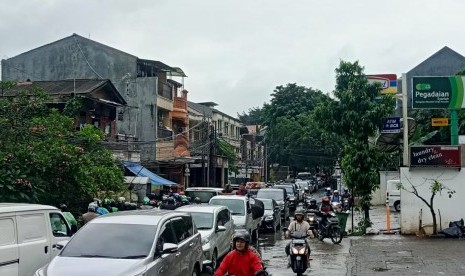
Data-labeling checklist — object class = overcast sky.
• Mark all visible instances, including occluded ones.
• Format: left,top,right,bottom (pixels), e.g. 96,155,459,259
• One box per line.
1,0,465,116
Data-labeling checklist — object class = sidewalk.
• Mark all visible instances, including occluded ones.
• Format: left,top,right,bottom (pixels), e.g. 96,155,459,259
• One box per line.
345,205,401,235
346,235,465,275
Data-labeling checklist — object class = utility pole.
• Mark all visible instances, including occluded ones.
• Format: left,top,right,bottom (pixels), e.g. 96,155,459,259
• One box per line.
201,116,206,186
209,125,216,187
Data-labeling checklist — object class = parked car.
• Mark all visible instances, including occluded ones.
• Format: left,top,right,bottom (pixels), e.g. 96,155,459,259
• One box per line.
257,198,281,232
209,195,261,241
274,184,297,210
185,187,223,204
35,209,204,276
0,203,76,276
256,188,289,220
386,179,401,212
176,205,234,270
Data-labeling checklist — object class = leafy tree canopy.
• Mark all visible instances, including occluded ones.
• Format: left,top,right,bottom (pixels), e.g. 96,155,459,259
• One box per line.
0,85,125,213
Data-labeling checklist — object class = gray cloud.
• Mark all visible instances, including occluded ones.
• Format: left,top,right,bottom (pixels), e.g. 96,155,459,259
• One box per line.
1,0,465,116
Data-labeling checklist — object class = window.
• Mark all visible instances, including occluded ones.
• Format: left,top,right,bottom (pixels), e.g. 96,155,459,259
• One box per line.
217,209,230,226
190,212,213,230
49,213,70,237
171,217,193,243
210,199,245,216
61,223,156,259
0,218,16,245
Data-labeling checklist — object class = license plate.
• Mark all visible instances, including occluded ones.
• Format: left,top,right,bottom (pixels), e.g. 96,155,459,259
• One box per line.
296,256,302,260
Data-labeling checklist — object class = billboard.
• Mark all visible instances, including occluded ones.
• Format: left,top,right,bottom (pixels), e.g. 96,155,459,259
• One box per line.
412,76,465,109
381,117,400,133
410,146,461,168
367,74,397,95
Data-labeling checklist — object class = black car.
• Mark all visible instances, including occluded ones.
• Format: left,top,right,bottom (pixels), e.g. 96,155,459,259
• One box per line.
274,184,297,210
257,198,281,232
256,188,289,220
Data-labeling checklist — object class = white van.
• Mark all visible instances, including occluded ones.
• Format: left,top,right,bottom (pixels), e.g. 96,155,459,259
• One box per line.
0,203,76,276
386,180,401,212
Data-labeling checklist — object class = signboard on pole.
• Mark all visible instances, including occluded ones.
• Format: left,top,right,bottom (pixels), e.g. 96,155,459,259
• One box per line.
381,117,401,133
410,146,461,168
412,76,465,109
431,118,449,126
367,74,397,95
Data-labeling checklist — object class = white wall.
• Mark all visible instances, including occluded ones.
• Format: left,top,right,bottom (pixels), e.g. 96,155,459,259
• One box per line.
371,171,400,205
400,167,464,235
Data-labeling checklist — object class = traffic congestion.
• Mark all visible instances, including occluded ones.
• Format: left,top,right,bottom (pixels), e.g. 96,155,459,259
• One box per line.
1,175,353,276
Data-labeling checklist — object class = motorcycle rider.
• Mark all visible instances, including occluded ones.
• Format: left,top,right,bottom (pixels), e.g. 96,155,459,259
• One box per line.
215,231,263,276
307,198,319,211
159,197,177,210
285,211,312,266
319,196,334,230
59,204,77,228
342,188,353,209
81,202,99,225
325,187,332,197
330,190,342,203
193,196,202,204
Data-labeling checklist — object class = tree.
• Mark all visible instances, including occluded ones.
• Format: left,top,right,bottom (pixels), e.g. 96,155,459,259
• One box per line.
238,107,265,125
397,179,455,235
0,85,125,212
260,83,342,173
314,60,395,222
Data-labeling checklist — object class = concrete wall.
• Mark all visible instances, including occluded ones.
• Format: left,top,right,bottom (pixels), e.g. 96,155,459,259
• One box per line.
400,167,464,235
371,171,400,205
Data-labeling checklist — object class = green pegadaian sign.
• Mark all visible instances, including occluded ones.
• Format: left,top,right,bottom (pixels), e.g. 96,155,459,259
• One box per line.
412,76,465,109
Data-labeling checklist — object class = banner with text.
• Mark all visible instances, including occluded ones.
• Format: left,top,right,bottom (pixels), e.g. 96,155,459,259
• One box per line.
410,146,461,168
412,76,465,109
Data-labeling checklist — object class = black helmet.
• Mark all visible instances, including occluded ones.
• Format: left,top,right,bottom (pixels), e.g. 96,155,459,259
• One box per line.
194,197,201,204
59,204,67,211
166,197,175,204
310,198,317,205
232,230,251,246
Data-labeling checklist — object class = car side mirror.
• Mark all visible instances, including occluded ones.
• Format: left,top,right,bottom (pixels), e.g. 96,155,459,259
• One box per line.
162,243,178,254
56,240,68,250
216,226,226,232
70,224,78,235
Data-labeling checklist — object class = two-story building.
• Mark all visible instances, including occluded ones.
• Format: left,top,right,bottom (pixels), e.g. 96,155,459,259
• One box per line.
1,33,188,186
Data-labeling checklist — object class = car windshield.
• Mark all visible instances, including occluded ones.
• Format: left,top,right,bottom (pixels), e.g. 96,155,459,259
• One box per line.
257,190,284,201
210,199,244,216
277,186,294,194
189,212,214,229
262,200,273,210
185,191,217,203
297,182,309,189
60,223,156,259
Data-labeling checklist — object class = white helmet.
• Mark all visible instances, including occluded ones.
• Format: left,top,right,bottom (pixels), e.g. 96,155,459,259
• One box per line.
88,202,98,212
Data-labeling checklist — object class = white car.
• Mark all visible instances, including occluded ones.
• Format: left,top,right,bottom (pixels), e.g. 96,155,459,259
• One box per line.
209,195,261,241
35,209,204,276
177,205,234,270
185,187,224,204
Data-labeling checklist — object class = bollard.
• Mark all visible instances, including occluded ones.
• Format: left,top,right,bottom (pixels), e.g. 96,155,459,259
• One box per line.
386,199,391,234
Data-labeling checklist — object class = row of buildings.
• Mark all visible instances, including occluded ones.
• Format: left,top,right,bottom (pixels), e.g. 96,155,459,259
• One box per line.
0,33,265,189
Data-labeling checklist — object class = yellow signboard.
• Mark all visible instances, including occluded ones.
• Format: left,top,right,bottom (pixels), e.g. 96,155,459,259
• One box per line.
432,118,449,126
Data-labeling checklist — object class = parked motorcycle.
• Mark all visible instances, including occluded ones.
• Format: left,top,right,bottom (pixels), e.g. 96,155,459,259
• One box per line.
316,212,343,244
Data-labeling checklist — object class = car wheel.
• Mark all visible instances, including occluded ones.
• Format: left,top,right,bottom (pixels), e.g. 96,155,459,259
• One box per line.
394,201,401,212
191,266,200,276
211,249,218,270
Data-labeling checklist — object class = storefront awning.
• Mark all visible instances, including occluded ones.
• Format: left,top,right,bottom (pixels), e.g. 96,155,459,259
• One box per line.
124,161,177,186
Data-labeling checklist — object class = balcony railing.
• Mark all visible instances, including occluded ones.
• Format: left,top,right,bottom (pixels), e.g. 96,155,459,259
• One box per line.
158,83,173,100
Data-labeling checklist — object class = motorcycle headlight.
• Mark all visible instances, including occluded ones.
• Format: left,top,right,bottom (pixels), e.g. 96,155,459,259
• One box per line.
308,217,315,222
265,216,274,221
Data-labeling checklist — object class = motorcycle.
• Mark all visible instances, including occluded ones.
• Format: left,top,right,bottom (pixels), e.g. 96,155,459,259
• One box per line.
316,211,343,244
283,228,311,276
305,210,319,237
303,196,313,209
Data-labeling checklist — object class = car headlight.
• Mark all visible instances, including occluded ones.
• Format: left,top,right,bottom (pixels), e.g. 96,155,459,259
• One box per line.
265,216,274,221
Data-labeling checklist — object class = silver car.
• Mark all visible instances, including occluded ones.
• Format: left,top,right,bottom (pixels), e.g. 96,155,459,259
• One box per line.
177,205,234,270
35,209,204,276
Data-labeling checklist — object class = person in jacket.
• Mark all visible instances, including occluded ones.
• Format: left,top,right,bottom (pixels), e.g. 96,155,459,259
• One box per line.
81,202,99,225
215,231,263,276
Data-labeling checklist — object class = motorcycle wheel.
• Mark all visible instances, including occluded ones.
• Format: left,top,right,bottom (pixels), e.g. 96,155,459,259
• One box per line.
317,230,324,241
330,227,343,244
